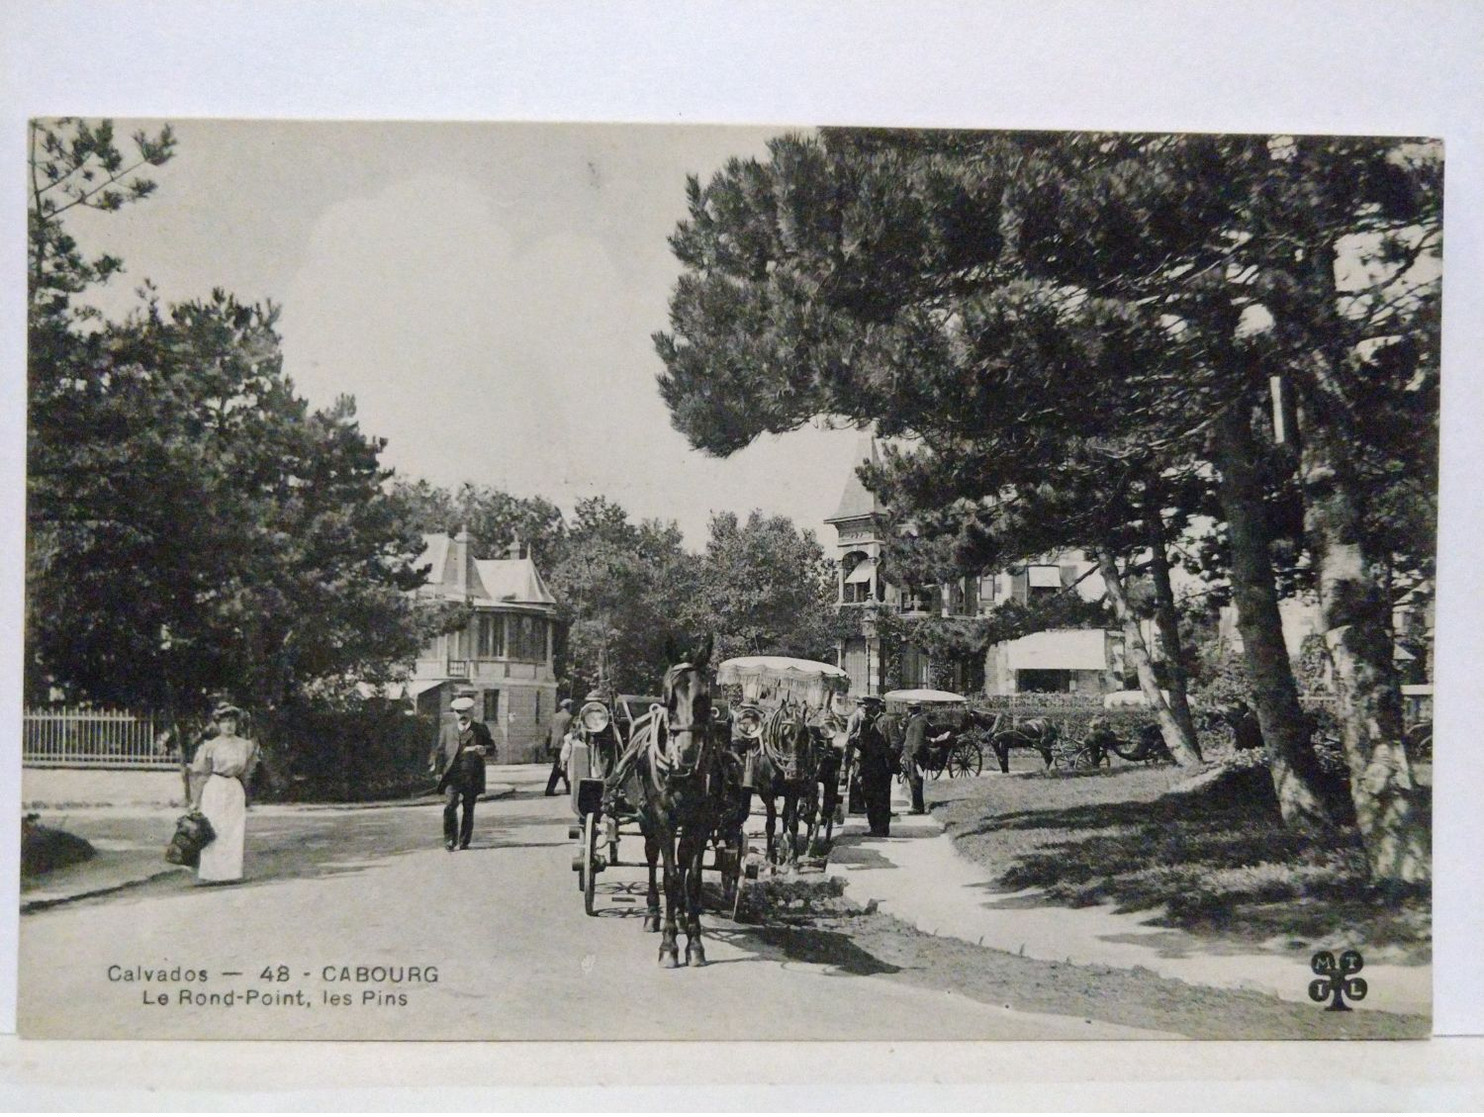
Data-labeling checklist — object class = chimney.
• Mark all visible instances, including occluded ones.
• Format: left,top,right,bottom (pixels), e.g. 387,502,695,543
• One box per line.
507,532,523,560
451,525,475,598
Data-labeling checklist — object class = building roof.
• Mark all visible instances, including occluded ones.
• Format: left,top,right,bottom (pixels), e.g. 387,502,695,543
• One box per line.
415,531,557,607
825,435,885,524
473,557,556,605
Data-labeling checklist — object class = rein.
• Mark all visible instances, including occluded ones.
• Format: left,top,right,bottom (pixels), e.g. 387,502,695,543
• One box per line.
759,705,813,781
645,661,713,780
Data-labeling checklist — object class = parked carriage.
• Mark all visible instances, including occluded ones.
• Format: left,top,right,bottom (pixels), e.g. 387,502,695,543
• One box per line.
720,656,851,866
880,688,985,778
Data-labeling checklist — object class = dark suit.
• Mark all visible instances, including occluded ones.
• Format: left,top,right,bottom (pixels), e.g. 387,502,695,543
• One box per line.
855,716,896,836
430,719,492,848
901,713,930,814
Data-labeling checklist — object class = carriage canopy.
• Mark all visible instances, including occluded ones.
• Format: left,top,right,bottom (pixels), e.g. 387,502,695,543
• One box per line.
716,656,851,718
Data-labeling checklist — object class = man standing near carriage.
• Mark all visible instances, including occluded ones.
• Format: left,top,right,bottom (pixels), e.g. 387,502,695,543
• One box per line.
842,695,872,815
852,696,896,837
900,701,947,816
429,695,493,850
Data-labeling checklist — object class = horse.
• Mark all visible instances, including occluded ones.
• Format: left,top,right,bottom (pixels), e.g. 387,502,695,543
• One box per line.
753,704,829,868
968,711,1059,772
621,634,726,968
1082,717,1173,766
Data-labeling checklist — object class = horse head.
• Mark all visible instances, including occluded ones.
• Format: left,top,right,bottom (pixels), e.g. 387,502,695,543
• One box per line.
657,634,715,776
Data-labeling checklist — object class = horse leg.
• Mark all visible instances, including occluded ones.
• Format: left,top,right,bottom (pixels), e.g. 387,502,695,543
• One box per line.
658,833,680,968
994,741,1011,774
682,830,707,967
782,791,799,867
803,782,821,856
818,767,837,845
643,828,661,933
1037,739,1053,769
764,792,778,865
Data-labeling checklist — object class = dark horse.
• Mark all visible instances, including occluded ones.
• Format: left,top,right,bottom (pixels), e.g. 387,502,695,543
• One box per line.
967,710,1058,772
621,635,726,968
753,705,829,867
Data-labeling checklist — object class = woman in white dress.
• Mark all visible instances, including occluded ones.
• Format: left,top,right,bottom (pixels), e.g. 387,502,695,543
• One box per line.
189,704,262,883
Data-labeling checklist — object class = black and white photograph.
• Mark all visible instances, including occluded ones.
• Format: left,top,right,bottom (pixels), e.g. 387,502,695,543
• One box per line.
18,116,1441,1042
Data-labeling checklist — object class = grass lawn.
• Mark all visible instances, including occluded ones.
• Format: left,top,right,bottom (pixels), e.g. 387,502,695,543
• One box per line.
924,753,1431,964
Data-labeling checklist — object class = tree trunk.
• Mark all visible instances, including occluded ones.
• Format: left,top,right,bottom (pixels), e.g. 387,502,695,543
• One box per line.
1210,404,1335,831
1144,511,1201,759
1300,409,1429,886
1095,547,1202,766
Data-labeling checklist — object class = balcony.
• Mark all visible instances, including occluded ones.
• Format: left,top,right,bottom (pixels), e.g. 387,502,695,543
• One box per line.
446,660,470,679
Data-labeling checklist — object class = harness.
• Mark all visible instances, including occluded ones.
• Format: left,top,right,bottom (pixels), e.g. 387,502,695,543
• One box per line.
760,704,814,782
641,661,713,780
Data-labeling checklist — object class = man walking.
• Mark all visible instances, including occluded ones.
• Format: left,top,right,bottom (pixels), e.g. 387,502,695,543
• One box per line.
853,696,895,837
544,698,575,796
429,696,493,850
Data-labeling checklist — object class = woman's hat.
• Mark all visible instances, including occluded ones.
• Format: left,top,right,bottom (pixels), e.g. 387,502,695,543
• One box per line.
211,703,243,720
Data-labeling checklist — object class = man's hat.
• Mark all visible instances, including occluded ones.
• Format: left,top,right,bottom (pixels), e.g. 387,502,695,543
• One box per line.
861,695,883,706
450,696,476,713
584,689,605,702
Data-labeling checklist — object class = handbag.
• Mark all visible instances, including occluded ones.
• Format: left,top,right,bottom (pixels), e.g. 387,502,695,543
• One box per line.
165,809,216,867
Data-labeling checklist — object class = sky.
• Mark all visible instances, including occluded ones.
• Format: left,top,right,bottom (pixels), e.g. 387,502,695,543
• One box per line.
61,119,868,552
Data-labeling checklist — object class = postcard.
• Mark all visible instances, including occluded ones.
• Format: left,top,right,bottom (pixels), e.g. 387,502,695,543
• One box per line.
17,117,1436,1041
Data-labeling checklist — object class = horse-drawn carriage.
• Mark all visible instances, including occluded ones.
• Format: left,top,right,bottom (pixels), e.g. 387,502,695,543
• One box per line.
720,655,851,867
879,688,985,778
566,642,757,961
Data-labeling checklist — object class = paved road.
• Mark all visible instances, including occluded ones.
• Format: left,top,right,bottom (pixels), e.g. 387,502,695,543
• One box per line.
19,766,1169,1041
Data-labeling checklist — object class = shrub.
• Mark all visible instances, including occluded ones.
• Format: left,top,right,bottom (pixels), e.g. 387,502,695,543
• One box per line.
257,702,438,803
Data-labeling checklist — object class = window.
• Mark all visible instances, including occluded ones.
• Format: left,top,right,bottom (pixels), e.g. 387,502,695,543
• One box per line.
509,615,548,662
477,614,505,658
535,690,543,724
1027,565,1062,600
841,553,874,604
447,624,470,659
483,690,500,722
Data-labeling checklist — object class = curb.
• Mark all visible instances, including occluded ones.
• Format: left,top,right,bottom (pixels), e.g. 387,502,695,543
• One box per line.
21,868,186,914
285,785,517,811
19,786,524,912
23,786,519,814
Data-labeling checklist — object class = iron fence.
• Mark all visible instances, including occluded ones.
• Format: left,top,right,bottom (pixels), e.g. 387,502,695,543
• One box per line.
22,707,180,769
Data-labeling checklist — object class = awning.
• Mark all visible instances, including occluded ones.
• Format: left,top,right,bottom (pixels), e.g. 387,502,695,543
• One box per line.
1027,565,1063,588
1003,629,1109,671
844,559,877,585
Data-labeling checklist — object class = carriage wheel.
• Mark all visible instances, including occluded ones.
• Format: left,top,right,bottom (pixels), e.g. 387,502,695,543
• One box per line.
1071,744,1107,770
582,811,600,916
948,741,983,778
